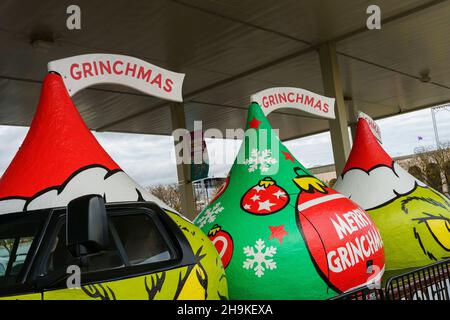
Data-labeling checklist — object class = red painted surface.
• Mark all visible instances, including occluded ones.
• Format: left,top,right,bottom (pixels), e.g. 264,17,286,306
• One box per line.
241,178,289,215
0,73,120,199
342,118,392,174
208,225,234,268
296,185,385,292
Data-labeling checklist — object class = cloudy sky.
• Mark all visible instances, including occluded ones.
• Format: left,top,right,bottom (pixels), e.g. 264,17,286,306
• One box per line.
0,106,449,187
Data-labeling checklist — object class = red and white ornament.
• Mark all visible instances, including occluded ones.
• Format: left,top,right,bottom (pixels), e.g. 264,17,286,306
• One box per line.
208,224,234,268
241,177,289,215
293,169,385,293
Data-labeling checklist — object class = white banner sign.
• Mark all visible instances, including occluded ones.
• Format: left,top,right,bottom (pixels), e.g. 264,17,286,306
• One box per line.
358,111,382,143
48,54,185,102
251,87,335,119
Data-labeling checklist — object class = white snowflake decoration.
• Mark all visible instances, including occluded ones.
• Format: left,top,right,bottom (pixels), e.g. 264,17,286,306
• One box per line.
244,149,277,173
243,238,277,277
196,202,224,228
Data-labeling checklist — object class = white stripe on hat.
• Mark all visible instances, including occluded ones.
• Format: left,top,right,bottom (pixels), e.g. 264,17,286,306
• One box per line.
297,193,346,212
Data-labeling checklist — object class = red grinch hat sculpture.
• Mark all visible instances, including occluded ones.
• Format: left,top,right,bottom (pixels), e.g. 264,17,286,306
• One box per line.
0,73,169,214
194,98,385,299
0,70,229,300
334,117,450,272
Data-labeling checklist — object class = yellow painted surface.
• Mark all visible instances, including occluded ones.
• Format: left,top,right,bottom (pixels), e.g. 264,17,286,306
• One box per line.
0,293,42,300
369,186,450,271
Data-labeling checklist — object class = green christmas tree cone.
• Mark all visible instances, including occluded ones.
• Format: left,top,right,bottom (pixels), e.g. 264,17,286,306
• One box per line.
334,118,450,273
194,103,385,299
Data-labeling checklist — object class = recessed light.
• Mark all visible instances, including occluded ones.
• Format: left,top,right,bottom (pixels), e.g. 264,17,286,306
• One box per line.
29,32,55,51
419,70,431,83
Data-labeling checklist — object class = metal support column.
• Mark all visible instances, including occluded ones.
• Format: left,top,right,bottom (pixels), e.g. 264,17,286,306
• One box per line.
319,42,351,175
170,103,196,220
431,107,440,148
347,98,358,143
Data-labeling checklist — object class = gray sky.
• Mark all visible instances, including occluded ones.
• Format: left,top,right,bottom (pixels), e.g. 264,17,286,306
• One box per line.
286,106,450,168
0,106,449,187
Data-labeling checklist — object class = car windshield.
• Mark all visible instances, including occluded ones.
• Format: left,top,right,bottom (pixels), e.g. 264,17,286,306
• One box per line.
0,211,48,290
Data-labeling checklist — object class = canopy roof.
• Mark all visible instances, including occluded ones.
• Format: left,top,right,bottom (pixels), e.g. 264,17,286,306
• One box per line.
0,0,449,140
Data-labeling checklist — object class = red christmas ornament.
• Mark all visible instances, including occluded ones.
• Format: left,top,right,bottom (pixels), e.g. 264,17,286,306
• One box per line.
208,224,233,268
293,167,385,293
241,177,289,215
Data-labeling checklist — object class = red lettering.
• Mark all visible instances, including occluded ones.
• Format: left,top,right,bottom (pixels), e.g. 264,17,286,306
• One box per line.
262,97,269,108
305,95,314,107
150,73,162,88
268,95,275,106
137,66,152,82
278,93,287,104
113,61,124,75
323,103,329,113
99,60,112,74
82,63,94,78
125,62,137,77
314,100,322,110
163,78,173,92
92,61,99,76
296,94,304,104
70,63,82,80
287,92,295,103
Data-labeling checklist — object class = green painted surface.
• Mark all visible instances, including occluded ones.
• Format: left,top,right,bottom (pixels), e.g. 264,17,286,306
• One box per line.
194,103,335,299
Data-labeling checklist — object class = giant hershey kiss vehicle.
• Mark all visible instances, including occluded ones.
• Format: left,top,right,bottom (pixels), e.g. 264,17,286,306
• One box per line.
0,73,227,300
194,92,385,299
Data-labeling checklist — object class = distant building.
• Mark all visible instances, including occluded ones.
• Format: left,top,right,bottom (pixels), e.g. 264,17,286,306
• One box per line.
194,152,449,212
193,177,226,211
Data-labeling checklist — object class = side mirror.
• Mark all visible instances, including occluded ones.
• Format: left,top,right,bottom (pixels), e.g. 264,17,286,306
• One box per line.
66,195,109,257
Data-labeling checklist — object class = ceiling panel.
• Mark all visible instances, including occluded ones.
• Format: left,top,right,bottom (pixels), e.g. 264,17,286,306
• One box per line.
106,103,172,135
0,0,305,83
0,0,449,141
338,53,450,121
177,0,428,44
337,0,450,87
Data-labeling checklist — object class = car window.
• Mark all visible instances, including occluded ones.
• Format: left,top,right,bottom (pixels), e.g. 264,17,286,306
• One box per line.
0,237,33,278
0,211,48,291
44,222,123,275
41,209,175,282
110,214,173,266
